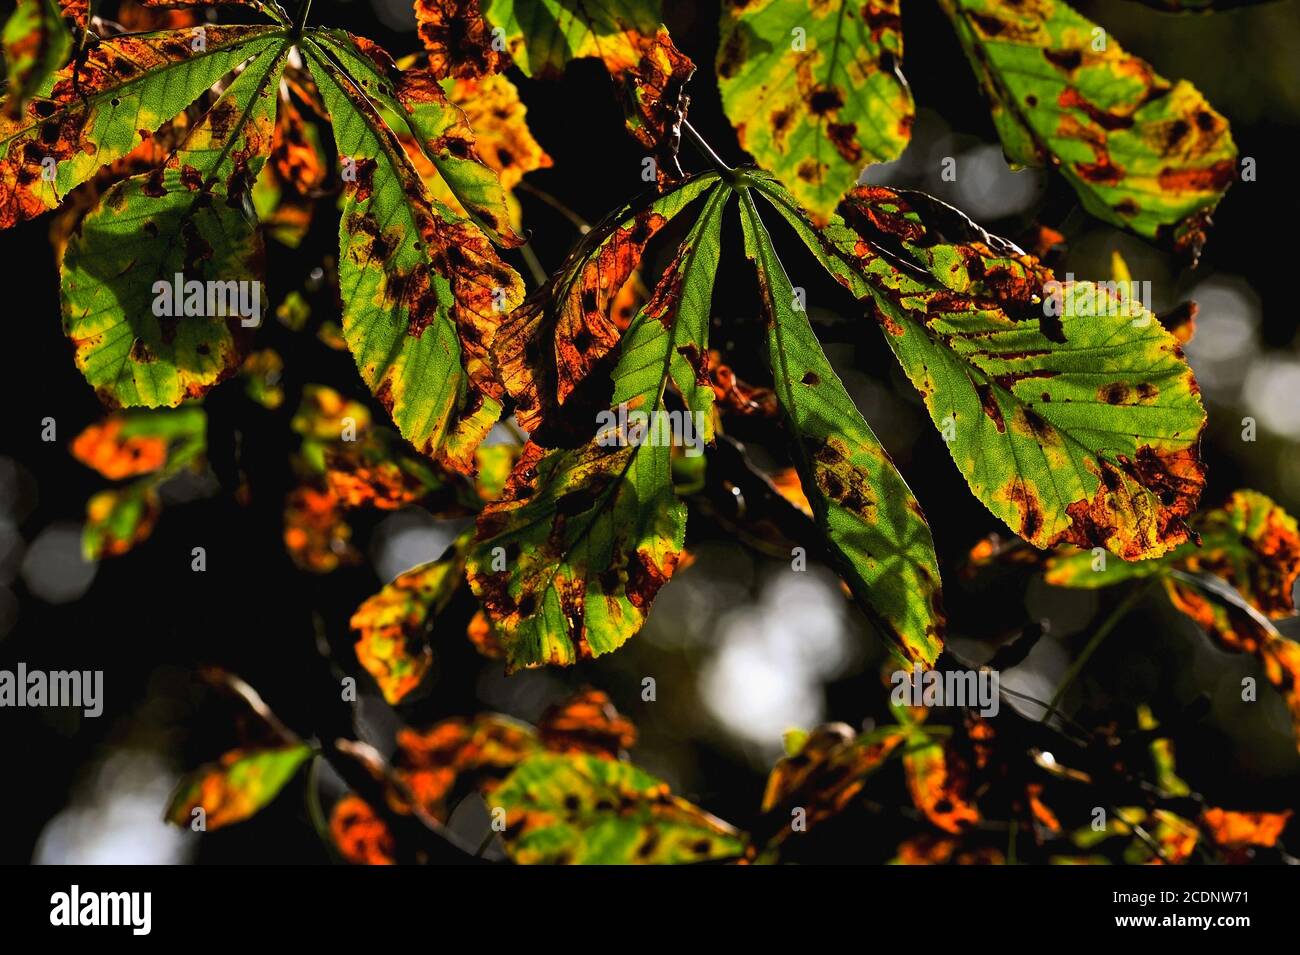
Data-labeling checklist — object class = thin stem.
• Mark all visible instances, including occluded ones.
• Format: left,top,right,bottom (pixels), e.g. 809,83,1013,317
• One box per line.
1043,584,1151,721
516,181,590,233
294,0,314,34
304,754,341,862
520,242,548,286
682,119,733,176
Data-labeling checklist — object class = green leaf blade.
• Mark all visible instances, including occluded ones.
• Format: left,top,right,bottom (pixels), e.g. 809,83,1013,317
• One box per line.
741,187,945,666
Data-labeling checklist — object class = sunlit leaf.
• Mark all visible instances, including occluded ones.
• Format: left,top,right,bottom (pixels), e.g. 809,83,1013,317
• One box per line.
439,72,551,229
1200,808,1292,850
415,0,507,79
739,187,944,664
492,172,719,434
1,25,286,229
83,483,161,559
758,179,1206,560
393,715,539,821
330,794,396,865
937,0,1236,257
303,32,523,473
283,485,359,572
493,751,746,864
537,688,637,757
61,37,291,406
468,182,730,668
718,0,913,222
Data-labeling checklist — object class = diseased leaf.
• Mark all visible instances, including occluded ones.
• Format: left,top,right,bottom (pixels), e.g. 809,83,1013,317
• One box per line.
83,483,160,559
759,179,1206,560
303,33,523,473
902,737,981,834
283,485,359,572
2,0,72,121
165,744,313,831
1200,808,1292,850
71,405,206,558
481,0,661,79
615,27,693,186
492,172,719,435
718,0,913,223
537,687,637,757
1045,490,1300,605
1163,578,1300,750
240,348,284,408
330,794,396,865
759,722,905,845
415,0,507,79
324,428,444,509
439,72,551,229
738,188,944,665
60,38,291,407
937,0,1236,257
493,751,746,864
350,532,470,704
468,182,731,669
393,715,539,821
1030,492,1300,750
1,25,286,229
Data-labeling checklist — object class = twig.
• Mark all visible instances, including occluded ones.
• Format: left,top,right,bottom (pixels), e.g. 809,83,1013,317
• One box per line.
682,119,733,176
517,181,590,233
1043,583,1151,721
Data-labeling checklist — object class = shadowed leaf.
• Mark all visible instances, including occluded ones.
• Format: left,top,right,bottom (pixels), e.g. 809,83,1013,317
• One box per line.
2,0,71,120
481,0,661,78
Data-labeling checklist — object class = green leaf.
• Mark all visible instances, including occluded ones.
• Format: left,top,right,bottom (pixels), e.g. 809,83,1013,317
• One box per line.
491,171,720,435
302,34,524,474
718,0,913,223
60,38,290,406
481,0,662,78
467,181,731,669
493,751,746,864
1,0,71,121
165,744,313,831
309,30,523,247
757,178,1206,561
1,25,286,229
937,0,1236,257
738,187,944,665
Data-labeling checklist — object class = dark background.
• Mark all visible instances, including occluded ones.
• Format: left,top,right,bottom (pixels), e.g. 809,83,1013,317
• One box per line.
1,0,1297,864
